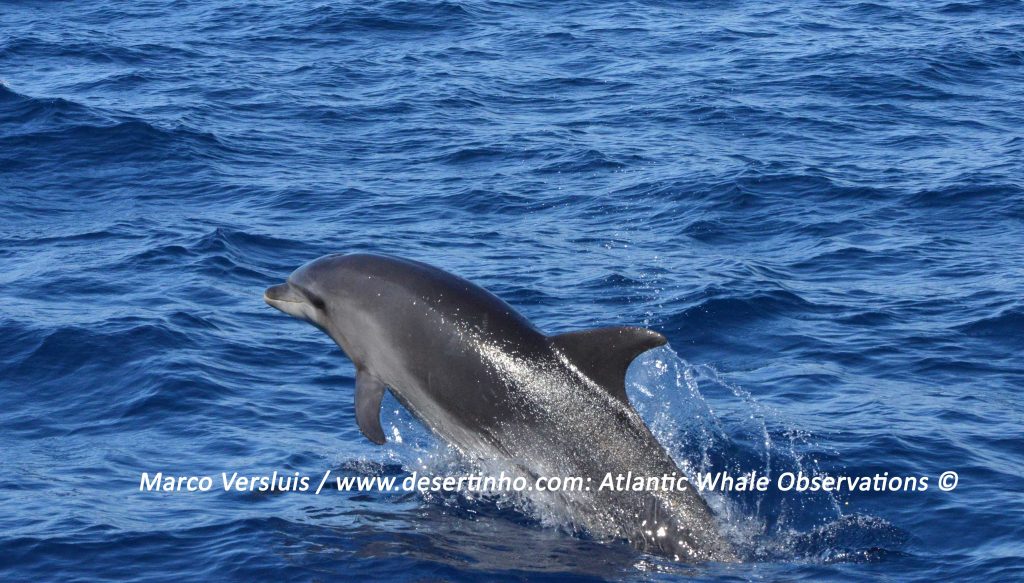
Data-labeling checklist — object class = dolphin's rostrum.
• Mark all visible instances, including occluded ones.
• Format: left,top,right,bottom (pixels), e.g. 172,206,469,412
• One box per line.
265,253,735,562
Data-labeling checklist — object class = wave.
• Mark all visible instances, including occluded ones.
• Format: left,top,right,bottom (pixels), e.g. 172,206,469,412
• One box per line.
955,308,1024,345
662,288,821,332
0,85,99,133
282,1,477,36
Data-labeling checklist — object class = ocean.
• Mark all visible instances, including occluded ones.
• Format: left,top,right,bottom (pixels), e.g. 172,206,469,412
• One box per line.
1,0,1022,580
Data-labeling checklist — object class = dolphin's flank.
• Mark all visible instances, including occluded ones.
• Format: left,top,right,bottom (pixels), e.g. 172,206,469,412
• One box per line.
265,252,736,562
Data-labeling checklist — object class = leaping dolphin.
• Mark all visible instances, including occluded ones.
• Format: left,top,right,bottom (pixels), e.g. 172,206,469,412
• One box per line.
264,253,735,562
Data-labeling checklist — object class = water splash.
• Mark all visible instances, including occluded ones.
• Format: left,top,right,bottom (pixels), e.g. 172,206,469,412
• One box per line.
628,346,904,562
341,345,904,566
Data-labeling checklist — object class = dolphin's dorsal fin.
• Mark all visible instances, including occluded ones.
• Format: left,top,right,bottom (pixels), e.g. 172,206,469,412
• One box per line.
355,370,387,444
549,326,667,405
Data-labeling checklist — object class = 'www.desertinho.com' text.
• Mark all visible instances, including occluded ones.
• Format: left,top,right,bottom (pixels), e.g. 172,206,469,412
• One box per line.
139,469,960,494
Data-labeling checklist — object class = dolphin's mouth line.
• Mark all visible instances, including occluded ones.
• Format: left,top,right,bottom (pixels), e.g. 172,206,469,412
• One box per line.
263,294,304,304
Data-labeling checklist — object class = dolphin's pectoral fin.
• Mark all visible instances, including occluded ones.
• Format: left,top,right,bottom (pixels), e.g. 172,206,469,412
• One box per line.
355,370,388,445
549,326,667,405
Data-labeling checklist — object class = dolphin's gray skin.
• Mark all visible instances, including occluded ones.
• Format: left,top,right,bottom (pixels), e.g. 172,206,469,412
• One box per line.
265,253,735,562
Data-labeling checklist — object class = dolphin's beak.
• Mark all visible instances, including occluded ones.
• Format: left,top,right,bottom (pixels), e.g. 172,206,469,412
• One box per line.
265,282,326,328
264,282,307,315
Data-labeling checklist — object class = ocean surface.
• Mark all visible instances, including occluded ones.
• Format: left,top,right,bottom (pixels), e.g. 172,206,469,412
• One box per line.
2,0,1023,580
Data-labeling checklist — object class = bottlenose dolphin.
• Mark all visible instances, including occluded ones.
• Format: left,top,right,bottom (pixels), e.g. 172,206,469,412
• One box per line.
265,253,734,562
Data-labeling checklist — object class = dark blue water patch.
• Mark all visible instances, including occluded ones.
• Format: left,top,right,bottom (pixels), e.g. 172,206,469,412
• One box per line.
906,182,1024,214
955,308,1024,346
1,118,226,165
936,0,1024,14
664,287,824,333
0,86,99,134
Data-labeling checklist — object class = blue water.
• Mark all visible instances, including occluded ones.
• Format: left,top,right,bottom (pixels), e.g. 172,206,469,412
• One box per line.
2,0,1023,580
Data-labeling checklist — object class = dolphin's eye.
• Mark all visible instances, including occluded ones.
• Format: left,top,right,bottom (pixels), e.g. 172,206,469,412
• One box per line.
301,288,327,311
308,294,326,311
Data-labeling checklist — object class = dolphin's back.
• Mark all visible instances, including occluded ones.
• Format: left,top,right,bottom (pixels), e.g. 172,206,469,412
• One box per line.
332,253,544,343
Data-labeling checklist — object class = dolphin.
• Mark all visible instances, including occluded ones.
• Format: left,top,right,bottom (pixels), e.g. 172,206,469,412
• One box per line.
264,253,734,562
